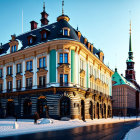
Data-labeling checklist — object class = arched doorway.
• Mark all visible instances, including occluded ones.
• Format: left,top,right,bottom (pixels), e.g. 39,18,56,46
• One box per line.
37,97,47,118
104,104,106,118
6,100,15,117
97,102,99,119
101,104,104,118
23,99,32,117
81,100,85,121
89,101,93,120
60,96,70,117
108,105,111,118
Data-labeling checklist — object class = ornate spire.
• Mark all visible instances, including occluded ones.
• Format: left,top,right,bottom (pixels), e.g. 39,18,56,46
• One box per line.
128,20,133,60
62,0,64,15
43,2,45,12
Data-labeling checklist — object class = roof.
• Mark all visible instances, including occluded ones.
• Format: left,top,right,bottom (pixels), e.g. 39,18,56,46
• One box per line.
0,16,100,58
112,69,137,90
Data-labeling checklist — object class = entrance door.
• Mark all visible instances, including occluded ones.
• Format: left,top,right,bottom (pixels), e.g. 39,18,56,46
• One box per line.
104,104,106,118
60,96,70,117
97,102,99,119
89,101,93,120
23,99,32,118
81,100,85,121
6,101,15,117
37,98,47,118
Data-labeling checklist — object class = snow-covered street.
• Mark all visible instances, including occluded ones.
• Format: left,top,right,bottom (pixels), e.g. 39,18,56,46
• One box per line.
124,123,140,140
0,117,140,138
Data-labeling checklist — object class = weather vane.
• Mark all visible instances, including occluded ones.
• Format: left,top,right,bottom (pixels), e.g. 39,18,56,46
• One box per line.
62,0,64,15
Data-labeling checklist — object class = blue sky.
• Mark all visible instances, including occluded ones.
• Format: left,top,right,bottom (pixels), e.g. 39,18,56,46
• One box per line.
0,0,140,83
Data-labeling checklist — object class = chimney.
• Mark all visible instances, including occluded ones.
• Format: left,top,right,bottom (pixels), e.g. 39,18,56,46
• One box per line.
30,21,38,30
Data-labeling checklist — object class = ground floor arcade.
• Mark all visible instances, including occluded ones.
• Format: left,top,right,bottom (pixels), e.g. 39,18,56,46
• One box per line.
0,87,112,120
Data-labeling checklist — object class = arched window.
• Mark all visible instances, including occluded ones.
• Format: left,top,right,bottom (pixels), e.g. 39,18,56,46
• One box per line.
60,96,70,117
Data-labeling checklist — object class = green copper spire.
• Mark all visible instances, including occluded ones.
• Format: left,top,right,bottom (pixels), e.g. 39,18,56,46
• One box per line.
128,20,133,61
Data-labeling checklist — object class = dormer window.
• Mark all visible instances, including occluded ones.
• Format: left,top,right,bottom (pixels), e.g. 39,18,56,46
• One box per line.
27,35,36,45
30,38,33,44
11,45,16,53
43,32,47,39
40,29,50,41
62,27,70,36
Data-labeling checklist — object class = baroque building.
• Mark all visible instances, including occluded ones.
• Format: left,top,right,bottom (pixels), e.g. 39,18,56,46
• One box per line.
112,21,140,116
0,3,113,120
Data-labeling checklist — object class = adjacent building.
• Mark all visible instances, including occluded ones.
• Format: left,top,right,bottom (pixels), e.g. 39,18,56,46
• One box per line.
0,3,113,119
112,22,140,116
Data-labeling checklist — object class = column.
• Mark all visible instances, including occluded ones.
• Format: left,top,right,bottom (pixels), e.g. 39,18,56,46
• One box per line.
22,60,25,91
71,50,75,85
3,65,6,93
49,49,56,86
13,63,16,91
33,56,37,89
47,53,49,85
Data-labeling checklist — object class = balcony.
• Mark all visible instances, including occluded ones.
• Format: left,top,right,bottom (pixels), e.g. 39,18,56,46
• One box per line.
26,86,32,90
16,72,22,75
37,66,47,71
60,82,68,87
16,87,22,91
7,89,13,93
25,69,33,72
37,84,46,89
6,74,13,77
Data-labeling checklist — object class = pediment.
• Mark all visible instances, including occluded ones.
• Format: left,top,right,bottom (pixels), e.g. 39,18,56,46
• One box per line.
80,69,85,77
57,64,70,73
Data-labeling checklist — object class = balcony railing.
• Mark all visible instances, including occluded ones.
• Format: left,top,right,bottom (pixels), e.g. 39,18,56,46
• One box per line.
26,86,32,90
60,82,68,87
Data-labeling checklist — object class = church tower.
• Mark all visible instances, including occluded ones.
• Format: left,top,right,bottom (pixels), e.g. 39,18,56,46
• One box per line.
125,21,136,83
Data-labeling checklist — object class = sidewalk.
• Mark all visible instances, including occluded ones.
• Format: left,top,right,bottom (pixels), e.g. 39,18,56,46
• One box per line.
0,117,140,137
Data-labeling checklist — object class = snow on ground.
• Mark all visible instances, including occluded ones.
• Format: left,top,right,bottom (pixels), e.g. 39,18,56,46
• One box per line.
124,123,140,140
0,117,140,137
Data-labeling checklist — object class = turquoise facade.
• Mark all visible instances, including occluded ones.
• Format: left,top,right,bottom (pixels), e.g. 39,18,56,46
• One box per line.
49,49,56,83
71,50,75,83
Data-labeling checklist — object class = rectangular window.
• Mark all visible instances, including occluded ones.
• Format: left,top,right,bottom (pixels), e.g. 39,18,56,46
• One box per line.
39,57,46,68
80,59,84,70
26,61,32,71
0,84,2,92
39,76,46,87
11,45,16,53
0,69,2,78
60,74,63,86
17,64,22,73
7,66,12,75
7,81,12,91
59,53,63,63
80,77,84,88
64,29,68,36
26,77,32,89
64,53,68,63
17,80,21,90
64,74,68,86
